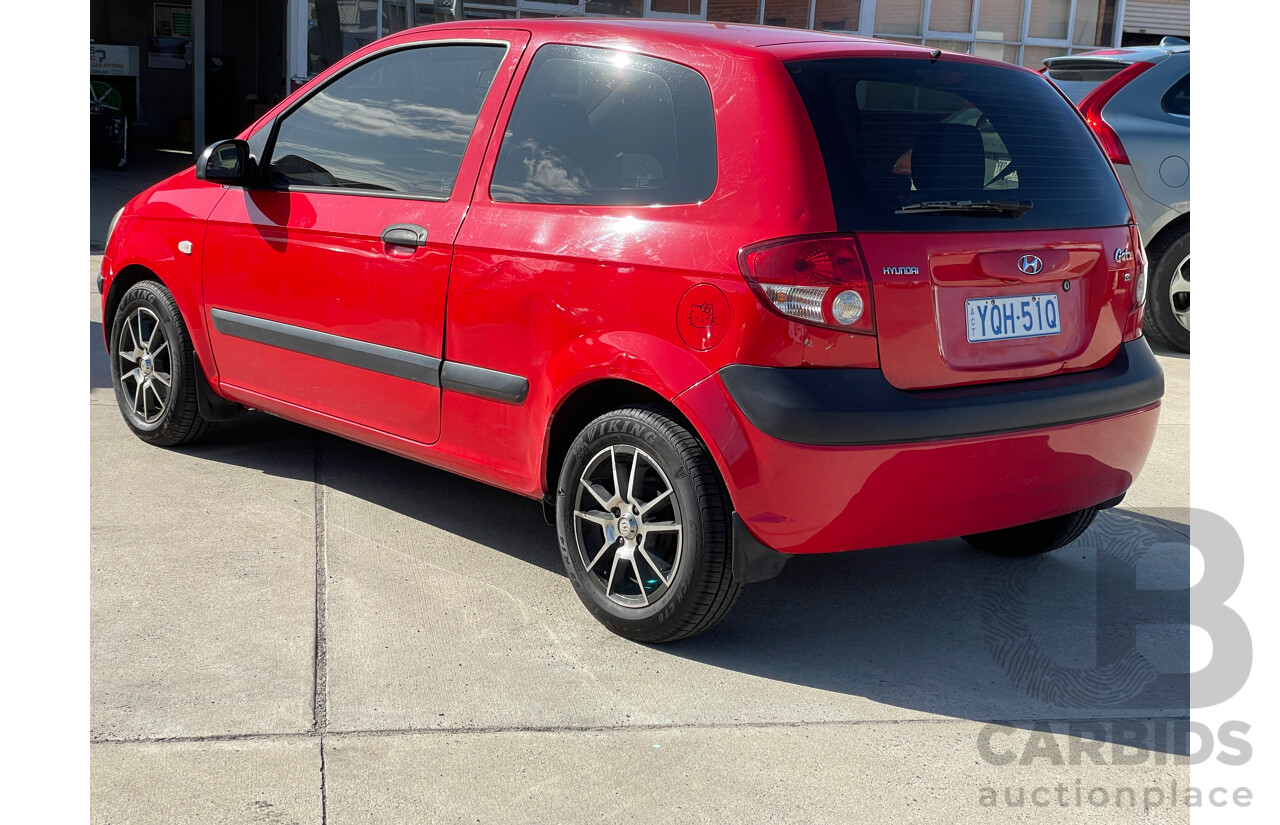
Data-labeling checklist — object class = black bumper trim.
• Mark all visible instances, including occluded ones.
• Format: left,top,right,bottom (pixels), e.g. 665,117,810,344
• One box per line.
719,339,1164,447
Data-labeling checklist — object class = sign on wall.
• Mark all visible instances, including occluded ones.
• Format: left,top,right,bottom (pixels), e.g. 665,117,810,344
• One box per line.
90,43,140,76
149,3,193,69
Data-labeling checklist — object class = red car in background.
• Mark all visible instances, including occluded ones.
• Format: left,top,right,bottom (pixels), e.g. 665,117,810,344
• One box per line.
100,21,1163,642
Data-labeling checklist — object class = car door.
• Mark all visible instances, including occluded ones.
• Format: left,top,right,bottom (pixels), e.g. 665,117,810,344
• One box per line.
202,30,528,444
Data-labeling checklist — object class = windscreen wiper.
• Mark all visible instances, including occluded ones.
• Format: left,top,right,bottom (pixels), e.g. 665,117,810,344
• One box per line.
895,199,1033,217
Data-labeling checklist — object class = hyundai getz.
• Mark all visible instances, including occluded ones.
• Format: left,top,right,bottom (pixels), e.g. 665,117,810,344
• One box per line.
99,20,1163,643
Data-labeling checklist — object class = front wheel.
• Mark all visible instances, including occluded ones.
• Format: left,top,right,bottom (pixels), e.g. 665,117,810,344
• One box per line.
556,406,742,643
962,507,1099,557
109,280,215,446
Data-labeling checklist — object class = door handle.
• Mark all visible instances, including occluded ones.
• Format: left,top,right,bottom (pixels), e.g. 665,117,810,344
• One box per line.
381,223,428,249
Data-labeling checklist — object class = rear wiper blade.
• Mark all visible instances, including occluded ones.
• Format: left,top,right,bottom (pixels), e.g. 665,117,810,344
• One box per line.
895,199,1033,217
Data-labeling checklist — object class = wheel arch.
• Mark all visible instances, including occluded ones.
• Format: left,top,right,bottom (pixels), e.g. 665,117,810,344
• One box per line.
542,379,702,498
1145,211,1189,254
103,262,232,414
544,378,790,605
103,264,165,341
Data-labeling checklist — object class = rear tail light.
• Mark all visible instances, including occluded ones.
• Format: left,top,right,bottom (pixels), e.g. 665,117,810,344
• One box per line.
1131,224,1148,307
739,235,876,335
1076,61,1155,165
1123,223,1148,341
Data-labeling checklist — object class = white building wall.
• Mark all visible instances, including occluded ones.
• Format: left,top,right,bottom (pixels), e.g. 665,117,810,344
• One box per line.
1122,0,1191,37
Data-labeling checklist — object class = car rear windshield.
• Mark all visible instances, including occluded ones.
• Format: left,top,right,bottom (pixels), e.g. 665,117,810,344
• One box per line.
787,57,1130,233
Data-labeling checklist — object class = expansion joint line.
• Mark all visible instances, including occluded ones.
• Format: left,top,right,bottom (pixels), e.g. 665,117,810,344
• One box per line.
313,431,330,734
313,433,329,824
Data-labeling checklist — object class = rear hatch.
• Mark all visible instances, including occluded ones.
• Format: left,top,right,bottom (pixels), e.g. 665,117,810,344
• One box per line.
787,56,1139,390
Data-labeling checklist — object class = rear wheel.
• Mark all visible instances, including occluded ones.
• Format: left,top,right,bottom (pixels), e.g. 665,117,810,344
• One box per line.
1141,228,1190,352
556,406,742,643
962,507,1099,557
109,281,216,447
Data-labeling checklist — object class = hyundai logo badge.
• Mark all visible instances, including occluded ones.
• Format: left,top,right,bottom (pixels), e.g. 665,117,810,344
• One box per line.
1017,255,1044,275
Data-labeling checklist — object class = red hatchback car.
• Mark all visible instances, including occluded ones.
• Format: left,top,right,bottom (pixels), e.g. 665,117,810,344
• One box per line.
100,20,1163,642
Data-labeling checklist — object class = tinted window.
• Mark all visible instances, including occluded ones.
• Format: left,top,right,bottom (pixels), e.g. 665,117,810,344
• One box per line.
788,58,1130,232
1162,74,1190,117
1043,62,1127,104
491,45,716,206
267,44,505,198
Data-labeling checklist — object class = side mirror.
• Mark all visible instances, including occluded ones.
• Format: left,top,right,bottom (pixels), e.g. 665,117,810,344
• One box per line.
196,139,254,184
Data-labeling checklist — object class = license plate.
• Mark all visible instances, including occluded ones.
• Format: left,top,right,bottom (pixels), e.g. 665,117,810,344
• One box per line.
966,293,1062,343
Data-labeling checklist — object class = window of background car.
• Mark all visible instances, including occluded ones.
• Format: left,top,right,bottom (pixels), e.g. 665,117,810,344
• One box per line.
490,45,716,206
1161,74,1190,117
787,57,1131,232
267,44,505,198
1041,60,1126,104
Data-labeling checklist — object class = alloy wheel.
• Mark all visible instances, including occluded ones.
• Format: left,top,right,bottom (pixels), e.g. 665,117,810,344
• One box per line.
572,445,683,608
115,306,172,426
1168,253,1190,331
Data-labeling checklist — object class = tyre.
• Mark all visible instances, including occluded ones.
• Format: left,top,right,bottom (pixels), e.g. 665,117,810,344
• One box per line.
555,406,742,643
109,281,216,447
1141,228,1190,352
962,507,1099,557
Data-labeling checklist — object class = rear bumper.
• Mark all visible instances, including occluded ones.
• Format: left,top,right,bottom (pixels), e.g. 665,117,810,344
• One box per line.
719,339,1163,446
677,340,1163,557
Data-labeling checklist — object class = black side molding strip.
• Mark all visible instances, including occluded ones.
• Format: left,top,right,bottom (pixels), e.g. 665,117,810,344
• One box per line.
719,338,1164,447
441,361,530,405
211,308,441,386
209,308,529,405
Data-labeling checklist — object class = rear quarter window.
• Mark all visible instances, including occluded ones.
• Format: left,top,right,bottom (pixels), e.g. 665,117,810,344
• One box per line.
1161,74,1190,117
788,57,1131,232
490,44,716,206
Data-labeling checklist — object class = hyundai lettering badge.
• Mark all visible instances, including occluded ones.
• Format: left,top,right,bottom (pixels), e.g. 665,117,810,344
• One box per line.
1017,255,1043,275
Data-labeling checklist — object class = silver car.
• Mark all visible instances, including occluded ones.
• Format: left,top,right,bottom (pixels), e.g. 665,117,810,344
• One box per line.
1045,40,1190,352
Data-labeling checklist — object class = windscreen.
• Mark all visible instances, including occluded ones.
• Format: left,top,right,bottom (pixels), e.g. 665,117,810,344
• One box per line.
787,57,1131,233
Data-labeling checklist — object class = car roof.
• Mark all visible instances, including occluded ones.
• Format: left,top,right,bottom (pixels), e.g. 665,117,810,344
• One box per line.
1043,42,1189,68
417,17,945,59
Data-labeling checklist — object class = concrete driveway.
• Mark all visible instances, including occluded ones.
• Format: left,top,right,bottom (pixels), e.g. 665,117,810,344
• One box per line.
90,159,1191,823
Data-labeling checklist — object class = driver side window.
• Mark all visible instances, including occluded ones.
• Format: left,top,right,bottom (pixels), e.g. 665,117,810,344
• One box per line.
266,43,505,199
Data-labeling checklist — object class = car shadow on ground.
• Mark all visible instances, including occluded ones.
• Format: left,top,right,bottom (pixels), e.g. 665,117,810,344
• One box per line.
1147,340,1188,360
91,327,1190,754
90,323,111,388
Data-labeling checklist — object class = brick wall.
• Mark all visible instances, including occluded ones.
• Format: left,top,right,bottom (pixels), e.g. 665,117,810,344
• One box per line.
696,0,1114,68
762,0,812,27
874,0,922,35
1027,0,1071,38
706,0,762,24
975,0,1026,40
813,0,861,31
